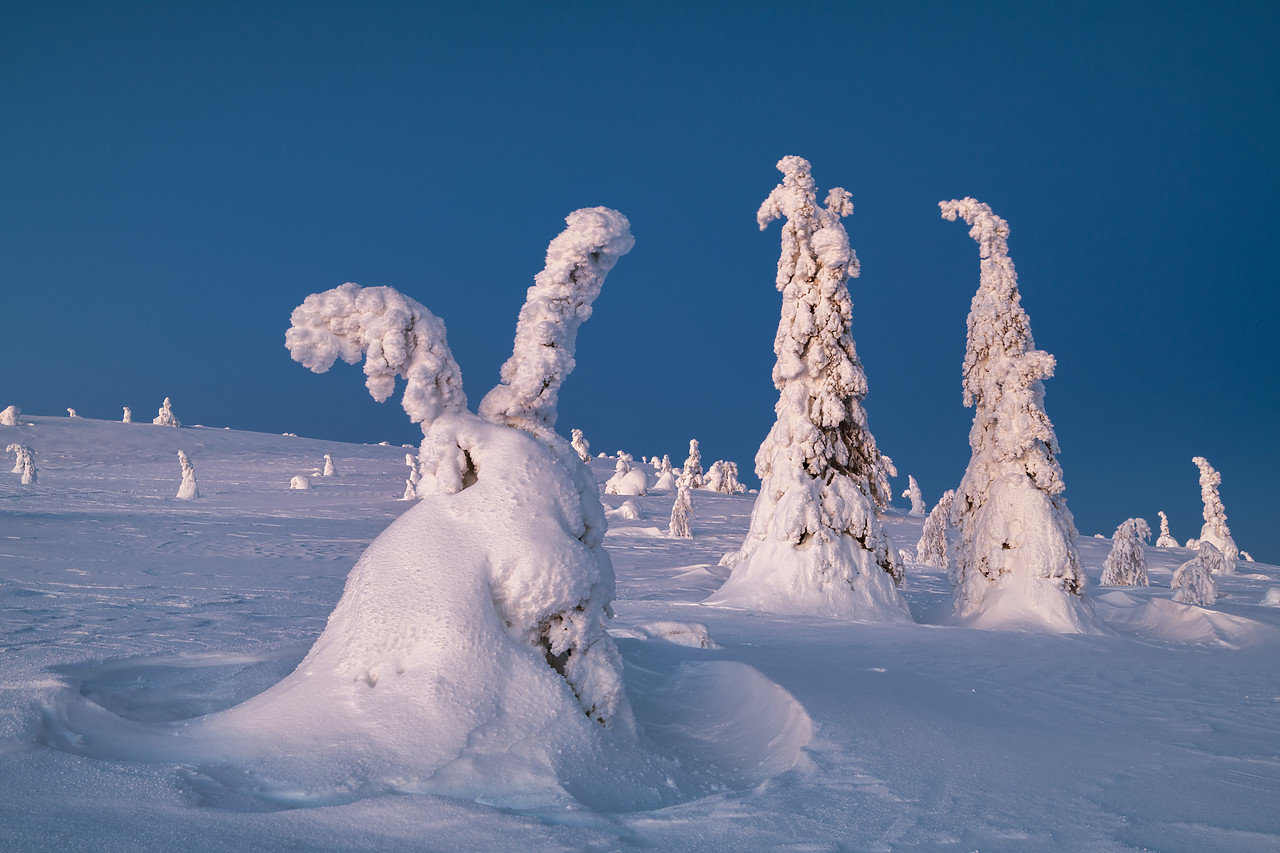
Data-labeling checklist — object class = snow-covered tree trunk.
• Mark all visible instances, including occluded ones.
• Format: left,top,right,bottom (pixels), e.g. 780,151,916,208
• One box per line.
122,407,132,424
153,397,180,427
176,450,199,500
941,198,1091,632
1155,510,1178,548
1101,518,1151,586
570,429,592,463
1193,457,1238,572
679,439,703,490
902,475,926,517
708,156,907,620
0,406,19,426
916,489,955,570
323,454,336,477
1172,542,1220,606
669,482,693,538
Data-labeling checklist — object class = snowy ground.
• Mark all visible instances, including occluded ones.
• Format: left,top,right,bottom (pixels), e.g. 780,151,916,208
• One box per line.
2,416,1278,852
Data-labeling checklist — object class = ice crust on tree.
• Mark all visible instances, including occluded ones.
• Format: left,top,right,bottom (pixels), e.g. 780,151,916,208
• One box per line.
708,157,908,621
669,482,693,538
570,429,591,463
1193,457,1238,572
0,406,19,426
902,475,926,517
176,451,200,500
152,397,180,427
1172,542,1220,606
1101,518,1151,586
1155,511,1178,548
940,198,1093,633
916,489,955,570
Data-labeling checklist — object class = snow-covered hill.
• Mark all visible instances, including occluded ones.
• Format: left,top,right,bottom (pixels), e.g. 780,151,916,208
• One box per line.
2,416,1279,851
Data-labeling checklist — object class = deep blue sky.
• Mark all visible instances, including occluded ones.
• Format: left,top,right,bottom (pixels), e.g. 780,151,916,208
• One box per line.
4,2,1277,560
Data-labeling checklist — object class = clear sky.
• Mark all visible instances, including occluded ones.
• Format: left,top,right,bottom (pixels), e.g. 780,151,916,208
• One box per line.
3,1,1277,560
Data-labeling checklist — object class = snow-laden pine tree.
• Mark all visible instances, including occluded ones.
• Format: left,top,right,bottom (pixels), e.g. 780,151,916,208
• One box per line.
122,407,132,424
153,397,180,427
570,429,592,463
704,460,745,495
940,198,1092,632
322,454,336,477
680,440,704,490
402,453,420,500
708,157,907,620
1101,518,1151,586
176,450,199,500
0,406,19,426
916,489,955,570
902,475,926,517
1172,542,1220,606
1155,511,1178,548
669,481,693,538
1193,457,1238,572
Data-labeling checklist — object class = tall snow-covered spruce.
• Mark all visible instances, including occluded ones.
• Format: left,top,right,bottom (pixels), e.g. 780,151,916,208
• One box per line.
940,198,1093,632
1192,456,1238,572
707,157,908,620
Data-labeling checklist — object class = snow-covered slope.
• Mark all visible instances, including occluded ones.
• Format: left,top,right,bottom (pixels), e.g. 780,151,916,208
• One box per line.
3,416,1280,851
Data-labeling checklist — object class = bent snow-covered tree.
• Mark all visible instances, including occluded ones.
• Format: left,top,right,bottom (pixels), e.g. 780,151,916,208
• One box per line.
1155,511,1178,548
708,156,907,620
1101,518,1151,586
941,198,1091,632
1192,456,1238,572
902,475,926,517
176,450,200,500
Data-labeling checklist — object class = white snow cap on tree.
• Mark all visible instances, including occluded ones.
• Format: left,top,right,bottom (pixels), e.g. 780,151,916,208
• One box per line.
0,406,19,426
478,207,635,444
1193,456,1238,572
669,482,693,538
1101,518,1151,586
8,444,36,483
286,283,466,433
1155,511,1178,548
570,428,592,463
176,450,199,500
709,157,907,620
322,454,336,477
1172,542,1220,606
940,198,1091,633
679,439,704,490
153,397,180,427
916,489,956,570
122,407,132,424
902,475,926,517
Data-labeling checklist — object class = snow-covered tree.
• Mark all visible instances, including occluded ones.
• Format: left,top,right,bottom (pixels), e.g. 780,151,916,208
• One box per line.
902,475,926,517
153,397,180,427
0,406,19,426
570,428,592,463
669,482,693,538
402,453,421,500
708,156,907,619
8,444,35,483
322,454,336,477
604,453,648,496
176,450,200,500
1193,456,1238,572
122,407,132,424
66,408,78,418
679,439,704,490
290,474,312,490
1172,542,1220,606
1155,511,1177,548
940,198,1090,632
1101,518,1151,586
703,460,745,495
1241,551,1255,562
916,489,955,570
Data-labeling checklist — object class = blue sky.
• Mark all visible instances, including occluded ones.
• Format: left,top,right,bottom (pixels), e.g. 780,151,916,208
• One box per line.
3,1,1277,559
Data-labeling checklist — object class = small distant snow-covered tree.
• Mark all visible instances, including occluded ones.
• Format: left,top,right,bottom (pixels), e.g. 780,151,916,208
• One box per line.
680,439,704,490
1101,518,1151,586
916,489,955,570
122,407,133,424
570,429,592,463
7,443,22,474
605,452,648,496
67,408,78,418
0,406,19,426
176,450,200,500
1172,542,1220,606
902,475,926,517
8,444,35,483
323,454,336,477
669,482,693,538
1241,551,1254,562
1155,511,1178,548
940,198,1090,632
704,460,745,495
402,453,421,500
1193,456,1238,572
709,156,906,619
153,397,181,427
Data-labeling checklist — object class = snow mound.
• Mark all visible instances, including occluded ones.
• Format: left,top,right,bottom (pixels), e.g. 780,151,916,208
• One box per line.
606,499,644,520
635,620,719,649
1262,588,1280,606
1093,591,1269,647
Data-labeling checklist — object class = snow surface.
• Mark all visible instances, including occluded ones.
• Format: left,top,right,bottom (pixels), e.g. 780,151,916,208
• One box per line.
3,416,1280,851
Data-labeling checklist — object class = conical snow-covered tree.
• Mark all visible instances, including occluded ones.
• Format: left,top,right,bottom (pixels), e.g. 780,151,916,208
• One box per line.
669,482,693,538
680,439,704,489
940,198,1091,632
708,157,906,620
153,397,180,427
1155,511,1178,548
570,429,592,463
1193,457,1238,572
1172,542,1220,606
916,489,955,570
902,475,926,517
1101,518,1151,586
176,450,200,500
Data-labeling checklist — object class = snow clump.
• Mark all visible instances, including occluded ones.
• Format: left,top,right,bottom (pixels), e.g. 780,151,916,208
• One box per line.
1101,518,1151,586
176,451,200,500
710,156,908,620
153,397,180,427
1193,456,1237,572
0,405,19,426
940,198,1093,633
1172,542,1221,606
915,489,955,570
1155,511,1178,548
